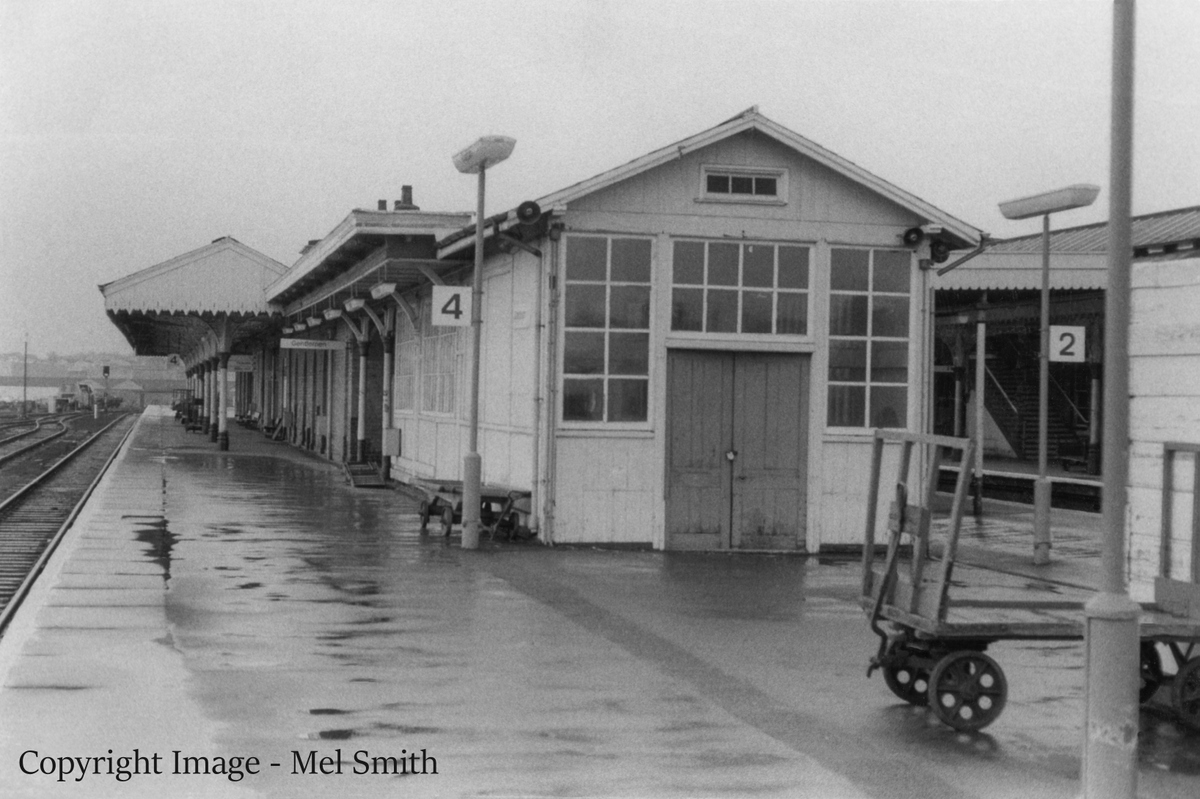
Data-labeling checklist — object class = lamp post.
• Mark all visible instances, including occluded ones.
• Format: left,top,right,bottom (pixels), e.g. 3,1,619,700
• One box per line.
453,135,515,550
999,182,1099,565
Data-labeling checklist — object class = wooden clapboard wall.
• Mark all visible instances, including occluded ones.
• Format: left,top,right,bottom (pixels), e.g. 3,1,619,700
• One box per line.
1128,255,1200,602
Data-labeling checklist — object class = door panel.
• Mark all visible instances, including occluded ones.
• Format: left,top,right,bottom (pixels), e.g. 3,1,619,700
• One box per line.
666,351,808,551
666,351,733,549
731,354,808,550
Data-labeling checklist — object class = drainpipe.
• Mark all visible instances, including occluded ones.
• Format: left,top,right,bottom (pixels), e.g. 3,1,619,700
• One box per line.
356,339,369,463
542,231,563,545
529,246,545,537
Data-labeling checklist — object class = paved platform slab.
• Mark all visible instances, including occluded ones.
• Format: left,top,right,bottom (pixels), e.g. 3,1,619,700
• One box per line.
0,410,1195,799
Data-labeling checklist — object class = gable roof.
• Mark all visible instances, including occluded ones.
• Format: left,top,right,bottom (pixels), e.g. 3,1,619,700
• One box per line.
438,107,983,256
100,236,288,316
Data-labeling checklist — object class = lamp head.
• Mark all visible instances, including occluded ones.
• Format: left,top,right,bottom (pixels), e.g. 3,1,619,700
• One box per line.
453,136,516,174
999,184,1100,220
344,298,366,312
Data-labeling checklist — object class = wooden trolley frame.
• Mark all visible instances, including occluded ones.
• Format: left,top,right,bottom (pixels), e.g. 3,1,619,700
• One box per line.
861,430,1200,732
413,478,533,541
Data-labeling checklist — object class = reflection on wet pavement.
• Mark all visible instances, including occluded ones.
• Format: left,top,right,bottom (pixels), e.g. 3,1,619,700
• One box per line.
99,426,1198,799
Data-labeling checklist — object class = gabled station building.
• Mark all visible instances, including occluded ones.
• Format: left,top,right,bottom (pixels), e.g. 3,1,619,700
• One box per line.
102,108,984,552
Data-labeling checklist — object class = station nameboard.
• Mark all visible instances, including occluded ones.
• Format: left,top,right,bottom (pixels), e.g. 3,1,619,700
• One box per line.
280,339,346,350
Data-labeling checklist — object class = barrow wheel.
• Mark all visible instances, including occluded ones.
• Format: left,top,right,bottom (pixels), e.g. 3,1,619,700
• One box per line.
927,650,1008,731
440,506,455,537
883,661,931,706
1140,641,1164,704
1172,656,1200,731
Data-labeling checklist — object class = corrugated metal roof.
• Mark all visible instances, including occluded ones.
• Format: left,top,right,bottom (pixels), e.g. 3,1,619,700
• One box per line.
986,205,1200,254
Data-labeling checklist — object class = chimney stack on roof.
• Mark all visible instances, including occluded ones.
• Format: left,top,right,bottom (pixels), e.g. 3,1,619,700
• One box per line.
394,185,419,211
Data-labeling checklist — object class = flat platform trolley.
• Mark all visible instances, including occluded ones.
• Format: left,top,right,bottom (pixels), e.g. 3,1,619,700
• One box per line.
413,478,533,541
861,430,1200,732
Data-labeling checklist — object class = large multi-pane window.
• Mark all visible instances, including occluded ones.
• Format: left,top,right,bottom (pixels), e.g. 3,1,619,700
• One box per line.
420,294,459,414
827,248,910,428
671,240,809,335
562,235,651,422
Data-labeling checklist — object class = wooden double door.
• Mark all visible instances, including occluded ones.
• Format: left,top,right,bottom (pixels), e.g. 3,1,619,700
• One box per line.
666,351,809,551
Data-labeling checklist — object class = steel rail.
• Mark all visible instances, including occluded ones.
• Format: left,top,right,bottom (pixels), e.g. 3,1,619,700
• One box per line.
0,414,134,637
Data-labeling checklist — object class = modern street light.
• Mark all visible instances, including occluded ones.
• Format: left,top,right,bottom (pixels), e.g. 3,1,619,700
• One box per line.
453,135,515,550
999,182,1099,565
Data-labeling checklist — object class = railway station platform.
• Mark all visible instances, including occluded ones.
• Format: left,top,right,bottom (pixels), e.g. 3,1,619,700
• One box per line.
0,409,1194,799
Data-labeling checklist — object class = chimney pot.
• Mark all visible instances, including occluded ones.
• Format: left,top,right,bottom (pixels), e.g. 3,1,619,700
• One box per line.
377,200,387,211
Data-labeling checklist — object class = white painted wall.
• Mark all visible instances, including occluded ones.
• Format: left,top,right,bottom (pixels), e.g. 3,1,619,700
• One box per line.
1127,256,1200,601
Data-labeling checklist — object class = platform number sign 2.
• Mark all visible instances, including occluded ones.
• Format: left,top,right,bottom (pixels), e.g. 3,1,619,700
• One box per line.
431,285,472,327
1049,325,1086,363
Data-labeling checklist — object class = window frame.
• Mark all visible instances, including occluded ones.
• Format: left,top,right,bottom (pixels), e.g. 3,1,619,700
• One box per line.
669,237,813,339
698,164,788,205
825,247,913,431
560,234,654,428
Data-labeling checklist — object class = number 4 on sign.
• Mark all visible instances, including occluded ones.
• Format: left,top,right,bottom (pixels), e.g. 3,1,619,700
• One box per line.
1049,325,1086,363
431,285,472,327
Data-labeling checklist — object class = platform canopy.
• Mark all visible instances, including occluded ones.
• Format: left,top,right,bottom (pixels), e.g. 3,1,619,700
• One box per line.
100,237,288,360
936,205,1200,291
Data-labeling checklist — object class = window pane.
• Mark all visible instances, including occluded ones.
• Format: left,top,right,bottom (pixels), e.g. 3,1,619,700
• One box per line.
611,238,651,282
828,385,866,427
742,244,773,287
565,284,607,327
741,291,773,334
608,379,648,422
706,289,738,332
873,250,910,293
708,242,739,285
608,332,649,375
829,340,867,382
777,292,808,335
567,236,607,281
563,331,604,374
706,174,729,194
673,241,704,284
778,246,809,289
609,285,650,329
829,294,868,336
563,379,604,421
754,177,777,196
871,341,908,382
672,288,703,331
731,175,753,194
872,295,909,338
870,386,907,428
831,249,869,291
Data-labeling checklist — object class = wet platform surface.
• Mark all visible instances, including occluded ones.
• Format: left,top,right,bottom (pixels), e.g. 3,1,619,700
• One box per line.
0,410,1196,798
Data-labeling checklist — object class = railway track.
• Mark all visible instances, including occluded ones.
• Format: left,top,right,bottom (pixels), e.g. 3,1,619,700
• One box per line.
0,413,136,636
0,413,81,465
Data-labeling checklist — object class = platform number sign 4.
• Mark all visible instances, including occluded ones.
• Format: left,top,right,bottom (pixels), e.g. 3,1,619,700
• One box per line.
1049,325,1086,363
431,285,472,327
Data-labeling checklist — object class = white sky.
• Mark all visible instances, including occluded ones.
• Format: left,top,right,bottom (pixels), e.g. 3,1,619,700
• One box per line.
1,0,1196,357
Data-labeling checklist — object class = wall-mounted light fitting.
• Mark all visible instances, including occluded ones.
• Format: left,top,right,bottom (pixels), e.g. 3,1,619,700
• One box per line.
370,283,397,300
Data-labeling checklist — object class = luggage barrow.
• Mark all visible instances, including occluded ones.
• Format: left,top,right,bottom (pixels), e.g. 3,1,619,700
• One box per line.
414,479,533,541
860,430,1200,732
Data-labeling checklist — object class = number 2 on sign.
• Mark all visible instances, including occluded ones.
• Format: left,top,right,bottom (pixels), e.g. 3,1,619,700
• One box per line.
1049,325,1085,362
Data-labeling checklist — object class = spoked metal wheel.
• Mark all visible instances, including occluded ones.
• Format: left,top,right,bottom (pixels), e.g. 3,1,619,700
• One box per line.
1172,657,1200,731
927,650,1008,731
883,661,931,706
1140,641,1164,704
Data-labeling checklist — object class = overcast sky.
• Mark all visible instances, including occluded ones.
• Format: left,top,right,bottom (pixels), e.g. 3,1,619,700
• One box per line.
2,0,1196,357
